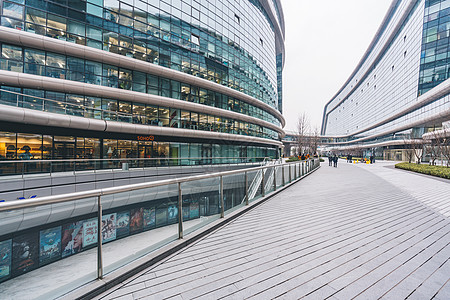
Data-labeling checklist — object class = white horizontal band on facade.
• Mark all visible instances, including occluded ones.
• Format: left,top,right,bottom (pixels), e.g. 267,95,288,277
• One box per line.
0,103,283,147
0,70,285,137
325,139,424,151
0,26,285,128
325,106,450,147
322,78,450,141
322,0,417,132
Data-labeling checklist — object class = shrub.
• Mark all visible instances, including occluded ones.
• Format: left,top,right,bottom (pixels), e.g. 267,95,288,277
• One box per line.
286,156,299,162
395,162,450,179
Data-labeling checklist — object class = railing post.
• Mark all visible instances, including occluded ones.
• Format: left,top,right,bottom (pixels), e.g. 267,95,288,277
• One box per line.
273,166,276,191
261,168,265,197
282,164,285,186
178,182,183,239
294,163,297,179
298,163,301,177
97,195,103,279
289,164,292,182
245,171,249,205
220,176,224,218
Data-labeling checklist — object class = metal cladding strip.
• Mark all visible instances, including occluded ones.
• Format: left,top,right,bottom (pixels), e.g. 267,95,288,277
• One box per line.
0,26,285,128
0,103,283,147
323,77,450,140
0,70,285,137
321,0,416,133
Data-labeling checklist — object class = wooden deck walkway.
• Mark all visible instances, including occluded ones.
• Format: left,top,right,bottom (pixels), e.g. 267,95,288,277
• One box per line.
96,161,450,300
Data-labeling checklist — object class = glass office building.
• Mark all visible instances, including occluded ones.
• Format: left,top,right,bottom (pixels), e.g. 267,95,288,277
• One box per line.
0,0,285,163
321,0,450,159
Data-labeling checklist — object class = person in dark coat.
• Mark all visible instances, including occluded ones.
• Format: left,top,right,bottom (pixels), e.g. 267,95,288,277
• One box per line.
333,155,338,167
328,155,333,166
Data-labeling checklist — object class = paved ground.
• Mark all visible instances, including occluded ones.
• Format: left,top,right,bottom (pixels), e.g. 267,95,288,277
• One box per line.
96,161,450,300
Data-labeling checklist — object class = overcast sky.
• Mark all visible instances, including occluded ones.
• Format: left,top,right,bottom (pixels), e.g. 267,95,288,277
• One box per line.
281,0,393,133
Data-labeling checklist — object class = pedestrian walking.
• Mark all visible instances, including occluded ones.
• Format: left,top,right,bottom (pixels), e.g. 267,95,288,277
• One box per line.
333,155,338,168
328,155,333,166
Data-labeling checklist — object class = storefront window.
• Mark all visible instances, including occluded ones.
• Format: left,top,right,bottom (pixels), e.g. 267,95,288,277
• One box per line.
17,133,42,160
104,139,118,159
0,131,16,160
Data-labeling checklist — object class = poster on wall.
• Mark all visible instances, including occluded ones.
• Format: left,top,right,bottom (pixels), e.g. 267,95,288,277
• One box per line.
167,204,178,223
190,202,199,218
156,207,167,227
83,218,98,248
102,213,117,243
0,239,12,282
61,221,83,258
143,207,156,230
183,205,190,221
130,208,144,233
116,211,130,238
12,232,38,276
39,226,62,265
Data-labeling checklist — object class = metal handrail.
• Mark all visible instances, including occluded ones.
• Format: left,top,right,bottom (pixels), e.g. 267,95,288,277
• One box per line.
0,156,267,164
0,159,317,212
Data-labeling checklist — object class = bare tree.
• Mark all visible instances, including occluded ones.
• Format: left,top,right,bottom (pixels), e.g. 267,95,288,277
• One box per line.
411,138,424,164
309,126,320,155
439,132,450,167
403,136,414,163
426,129,450,166
296,112,310,155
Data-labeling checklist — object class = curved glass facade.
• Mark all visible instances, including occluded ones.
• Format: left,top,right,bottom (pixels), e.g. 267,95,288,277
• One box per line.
0,0,285,161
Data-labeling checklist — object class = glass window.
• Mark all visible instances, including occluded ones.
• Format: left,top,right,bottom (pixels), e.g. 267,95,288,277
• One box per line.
0,131,16,159
146,105,158,125
132,103,146,124
3,1,24,19
2,44,22,60
24,48,45,64
158,107,169,126
102,64,118,87
46,52,65,68
85,96,102,119
25,7,45,25
22,88,44,110
86,26,102,40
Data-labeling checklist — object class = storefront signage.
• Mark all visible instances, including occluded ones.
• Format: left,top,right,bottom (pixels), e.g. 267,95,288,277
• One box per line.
137,135,155,141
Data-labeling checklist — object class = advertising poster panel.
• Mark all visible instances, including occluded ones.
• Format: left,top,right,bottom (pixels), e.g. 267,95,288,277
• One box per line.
183,205,190,221
0,239,12,282
39,226,62,265
167,204,178,223
190,201,200,218
61,221,83,258
12,232,38,276
156,207,167,227
102,213,117,243
83,218,98,248
116,211,130,238
143,207,156,230
130,208,143,233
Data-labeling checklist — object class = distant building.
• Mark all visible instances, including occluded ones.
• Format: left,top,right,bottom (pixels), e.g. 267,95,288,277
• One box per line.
321,0,450,161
